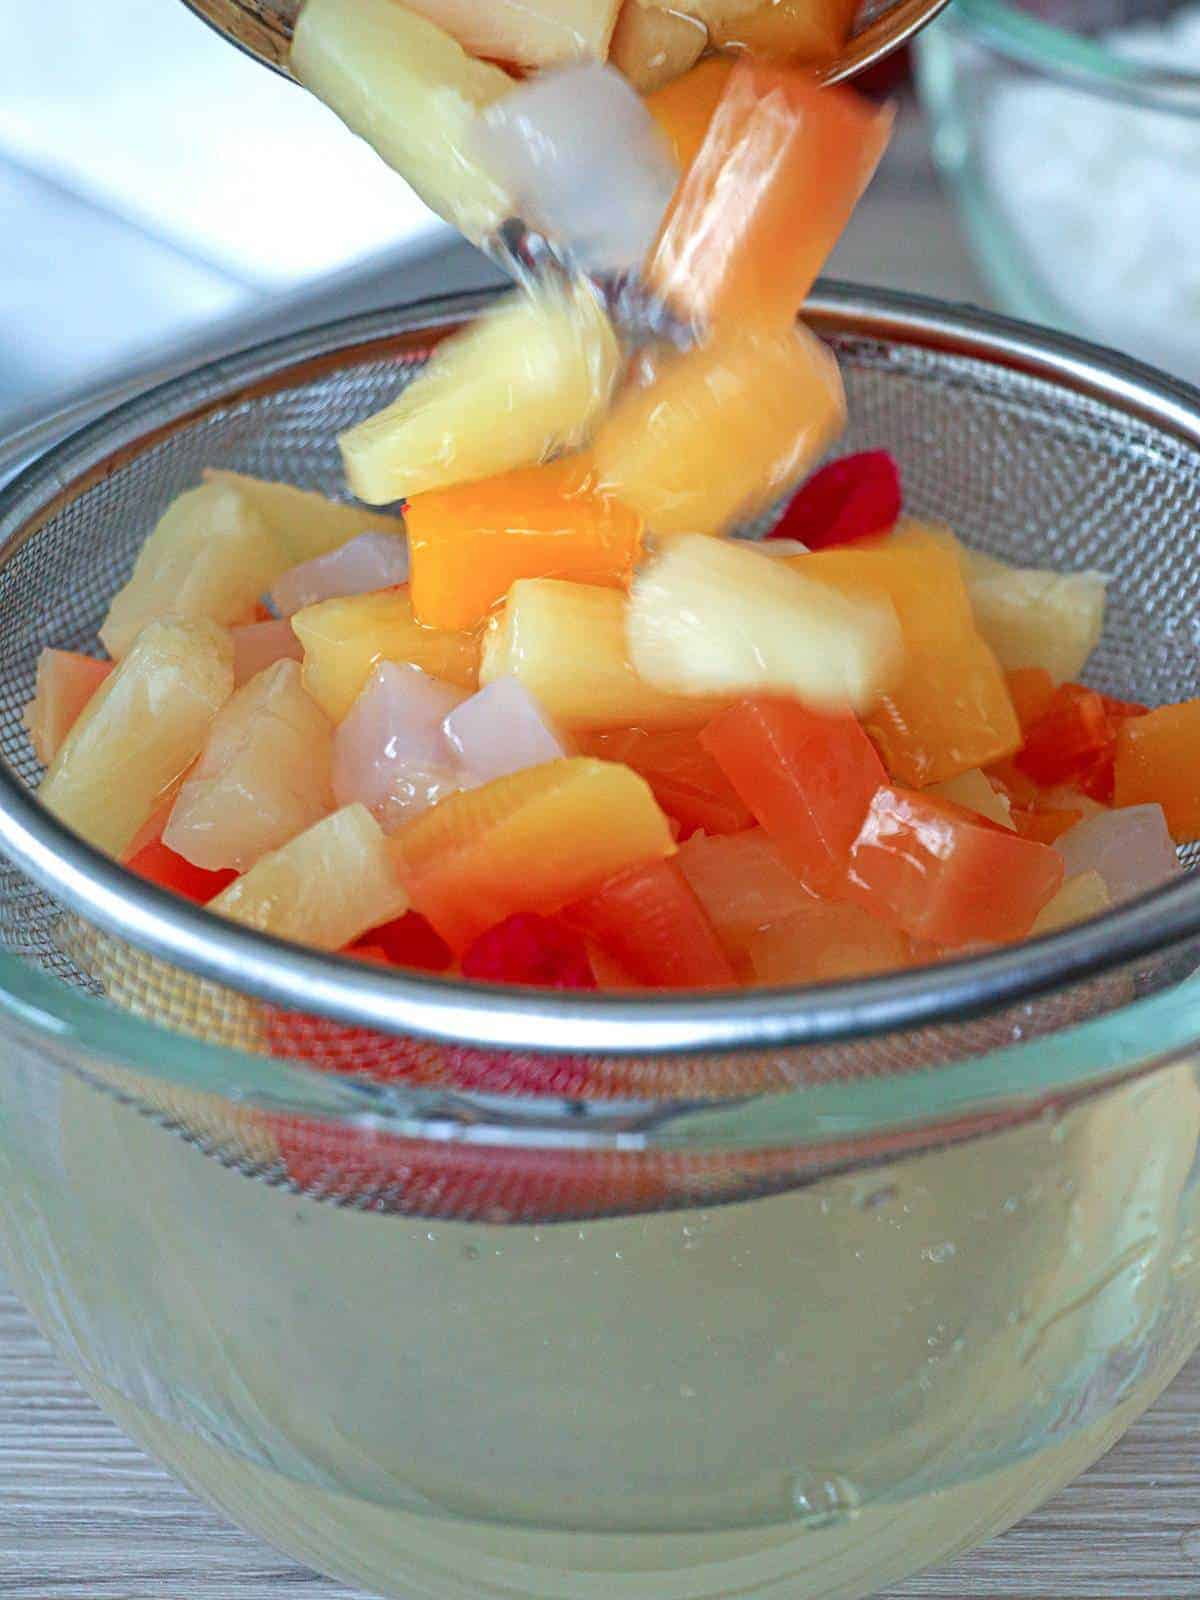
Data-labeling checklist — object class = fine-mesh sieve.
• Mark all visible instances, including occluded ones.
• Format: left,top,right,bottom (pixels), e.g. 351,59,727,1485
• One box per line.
2,284,1200,1220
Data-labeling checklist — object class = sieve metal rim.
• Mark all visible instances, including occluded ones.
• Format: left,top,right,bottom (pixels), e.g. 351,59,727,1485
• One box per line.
2,282,1200,1059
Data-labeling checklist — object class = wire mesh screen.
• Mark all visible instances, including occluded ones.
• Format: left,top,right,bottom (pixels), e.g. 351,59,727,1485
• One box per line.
1,307,1200,1216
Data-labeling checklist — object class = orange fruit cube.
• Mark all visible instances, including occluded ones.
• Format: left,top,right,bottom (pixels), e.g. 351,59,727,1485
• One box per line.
406,459,642,632
392,757,675,950
582,727,753,837
748,899,913,986
566,858,737,988
23,649,112,767
675,826,813,970
1005,666,1056,732
644,57,735,173
1114,699,1200,841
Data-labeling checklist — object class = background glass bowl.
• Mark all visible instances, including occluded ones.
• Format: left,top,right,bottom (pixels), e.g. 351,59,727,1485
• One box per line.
2,286,1200,1600
915,0,1200,382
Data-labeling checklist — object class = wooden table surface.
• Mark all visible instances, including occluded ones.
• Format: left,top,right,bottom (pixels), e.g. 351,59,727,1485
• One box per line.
2,1271,1199,1599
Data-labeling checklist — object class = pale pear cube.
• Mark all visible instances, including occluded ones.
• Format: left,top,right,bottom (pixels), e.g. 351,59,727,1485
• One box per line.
628,534,903,713
209,803,409,950
960,546,1107,684
332,661,465,830
405,0,622,67
1031,870,1112,935
100,482,286,659
203,470,404,564
269,532,409,617
338,283,620,504
929,768,1015,830
231,618,303,687
163,660,335,873
40,618,234,859
609,0,707,92
292,0,515,242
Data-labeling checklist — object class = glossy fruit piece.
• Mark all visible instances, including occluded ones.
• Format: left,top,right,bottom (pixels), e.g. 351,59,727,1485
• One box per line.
404,0,621,67
392,756,675,949
100,483,285,658
983,755,1041,810
481,579,723,731
292,0,515,243
332,661,465,830
40,619,233,860
675,826,811,968
406,459,642,631
269,532,409,617
339,284,620,506
748,899,912,985
1010,805,1083,846
358,911,453,972
565,858,736,987
959,545,1106,684
1113,699,1200,840
709,0,861,60
1015,683,1113,789
163,660,335,873
629,533,901,712
767,451,901,551
444,677,569,788
210,803,409,949
702,696,887,896
23,650,112,766
593,319,845,537
929,768,1014,830
461,913,597,989
1055,803,1181,903
647,60,892,329
1004,666,1056,731
293,587,479,723
1030,869,1112,935
582,726,751,837
478,63,678,276
802,525,1021,786
126,839,237,905
644,56,733,170
610,0,707,92
202,470,403,564
846,785,1064,946
230,617,304,687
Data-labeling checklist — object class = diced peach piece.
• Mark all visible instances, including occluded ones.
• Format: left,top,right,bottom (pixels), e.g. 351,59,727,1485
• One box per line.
628,534,902,712
582,726,752,836
405,0,622,68
709,0,861,60
39,619,234,859
210,804,409,949
1113,699,1200,841
565,858,736,987
231,617,303,687
202,470,403,564
959,545,1106,685
647,61,892,329
163,660,334,873
406,459,641,631
100,482,286,658
929,768,1014,830
1005,666,1056,731
846,785,1064,946
339,284,620,505
481,579,724,731
801,525,1021,785
1010,805,1083,846
610,0,707,92
748,900,912,986
675,826,811,967
293,587,479,723
292,0,515,242
593,319,845,536
644,56,733,170
1030,870,1112,935
392,757,675,949
23,650,112,767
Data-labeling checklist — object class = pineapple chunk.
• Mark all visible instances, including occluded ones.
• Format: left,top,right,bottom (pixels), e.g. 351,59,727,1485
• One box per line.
202,470,404,564
929,768,1015,830
100,482,285,659
610,0,707,93
1030,869,1112,935
959,546,1107,685
339,284,621,505
481,578,725,731
291,0,514,242
628,534,903,712
23,650,112,767
40,619,234,859
209,804,409,950
293,588,479,723
405,0,623,68
163,660,335,873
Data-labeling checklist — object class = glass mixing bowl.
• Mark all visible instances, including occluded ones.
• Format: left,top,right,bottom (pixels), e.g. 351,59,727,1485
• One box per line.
1,285,1200,1600
916,0,1200,382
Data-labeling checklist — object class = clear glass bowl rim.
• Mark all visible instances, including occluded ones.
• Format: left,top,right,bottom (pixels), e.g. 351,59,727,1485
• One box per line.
945,0,1200,114
1,283,1200,1141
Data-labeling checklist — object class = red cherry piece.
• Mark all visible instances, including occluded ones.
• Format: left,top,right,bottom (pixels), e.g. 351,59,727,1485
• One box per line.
767,450,902,550
126,839,238,904
461,914,597,990
360,912,453,972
